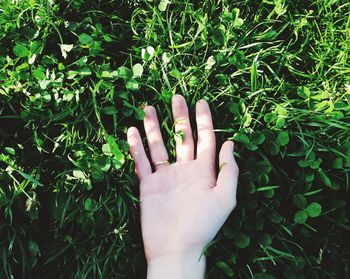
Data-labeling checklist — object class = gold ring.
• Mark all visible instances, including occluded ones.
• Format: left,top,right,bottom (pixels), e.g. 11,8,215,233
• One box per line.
154,160,170,167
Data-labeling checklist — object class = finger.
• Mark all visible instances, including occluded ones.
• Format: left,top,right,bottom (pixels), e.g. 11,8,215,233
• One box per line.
196,99,215,163
172,94,194,162
213,141,239,210
143,106,169,169
127,127,152,181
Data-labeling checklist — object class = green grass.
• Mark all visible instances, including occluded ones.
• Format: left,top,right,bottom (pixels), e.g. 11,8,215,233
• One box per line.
0,0,349,278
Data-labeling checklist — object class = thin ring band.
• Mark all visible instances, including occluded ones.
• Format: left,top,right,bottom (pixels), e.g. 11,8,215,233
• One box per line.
154,160,170,167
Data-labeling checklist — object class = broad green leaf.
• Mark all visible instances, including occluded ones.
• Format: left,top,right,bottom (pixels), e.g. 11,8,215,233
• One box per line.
97,156,111,172
264,189,275,199
233,132,249,144
84,180,92,190
216,261,234,277
79,33,94,45
158,0,169,11
232,8,244,27
223,226,235,239
92,170,103,181
269,211,282,223
258,234,272,247
315,100,333,112
256,160,272,175
234,233,250,248
221,11,233,21
246,143,258,151
102,106,117,115
117,66,133,80
161,88,173,103
245,180,256,194
102,144,113,157
84,198,95,211
242,112,252,127
135,107,146,120
298,159,312,168
78,67,92,76
310,158,322,169
275,117,286,128
305,172,315,182
297,86,311,98
264,113,277,123
106,136,124,162
103,34,113,42
332,158,343,169
275,105,288,116
294,210,308,224
269,144,279,156
276,131,289,146
170,68,182,78
234,17,244,27
251,131,265,145
126,79,140,90
111,157,123,170
212,25,226,46
306,202,322,217
13,44,29,58
33,69,46,81
4,147,15,155
293,194,307,209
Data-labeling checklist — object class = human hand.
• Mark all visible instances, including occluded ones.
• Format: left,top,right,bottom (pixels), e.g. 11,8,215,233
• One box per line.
127,95,239,278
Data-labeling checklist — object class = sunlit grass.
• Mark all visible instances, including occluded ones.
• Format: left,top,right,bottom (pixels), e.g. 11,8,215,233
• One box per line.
0,0,349,278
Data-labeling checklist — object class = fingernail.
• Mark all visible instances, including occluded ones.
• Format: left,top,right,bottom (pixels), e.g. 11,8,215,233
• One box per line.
127,127,136,138
143,106,153,119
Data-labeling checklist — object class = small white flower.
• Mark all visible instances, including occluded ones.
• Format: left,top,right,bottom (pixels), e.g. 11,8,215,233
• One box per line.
345,84,350,93
162,52,171,65
205,55,216,71
59,44,74,59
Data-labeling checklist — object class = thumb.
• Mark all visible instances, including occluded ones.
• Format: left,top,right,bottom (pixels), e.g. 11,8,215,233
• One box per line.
213,140,239,209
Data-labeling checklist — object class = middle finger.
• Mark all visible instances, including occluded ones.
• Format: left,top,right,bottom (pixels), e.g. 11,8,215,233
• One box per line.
172,94,194,162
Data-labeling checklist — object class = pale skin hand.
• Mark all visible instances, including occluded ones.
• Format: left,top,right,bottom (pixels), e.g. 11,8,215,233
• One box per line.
127,95,239,279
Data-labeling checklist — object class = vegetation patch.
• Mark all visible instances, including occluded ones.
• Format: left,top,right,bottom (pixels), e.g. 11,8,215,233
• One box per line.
0,0,349,278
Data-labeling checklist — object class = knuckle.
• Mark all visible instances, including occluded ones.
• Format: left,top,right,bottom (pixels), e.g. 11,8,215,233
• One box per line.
232,197,237,209
220,191,237,211
175,119,191,131
226,197,237,211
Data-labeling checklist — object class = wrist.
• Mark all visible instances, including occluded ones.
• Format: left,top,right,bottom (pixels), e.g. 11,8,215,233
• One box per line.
146,248,206,279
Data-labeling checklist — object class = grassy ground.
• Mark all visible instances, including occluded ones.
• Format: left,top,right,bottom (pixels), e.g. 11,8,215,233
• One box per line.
0,0,349,278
